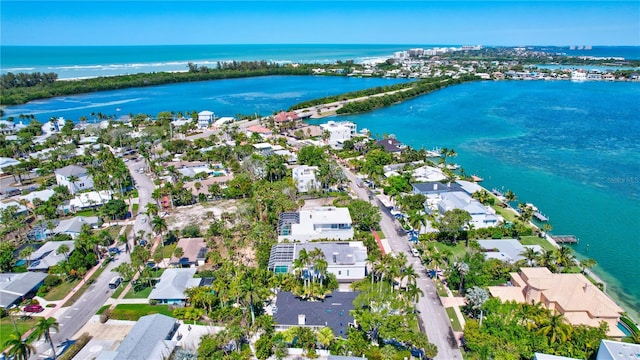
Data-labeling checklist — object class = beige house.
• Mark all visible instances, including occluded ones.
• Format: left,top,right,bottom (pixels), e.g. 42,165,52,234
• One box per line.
489,267,625,337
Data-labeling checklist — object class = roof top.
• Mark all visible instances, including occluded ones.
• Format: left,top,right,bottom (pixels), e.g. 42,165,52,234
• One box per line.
0,272,48,308
54,165,88,178
169,238,207,264
375,138,404,152
20,189,56,203
28,240,75,271
149,268,201,300
274,291,358,337
269,242,367,270
52,216,99,235
597,339,640,359
247,125,272,134
300,207,352,225
412,181,463,194
102,314,177,360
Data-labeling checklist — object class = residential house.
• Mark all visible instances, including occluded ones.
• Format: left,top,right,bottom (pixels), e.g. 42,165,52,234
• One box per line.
274,111,299,124
292,165,319,193
27,240,75,272
213,116,235,127
0,157,21,174
253,142,274,156
148,268,202,305
246,125,273,138
277,207,354,242
67,190,113,212
375,138,405,153
48,216,100,239
0,200,28,218
273,290,358,338
596,340,640,360
0,272,48,309
429,191,502,229
477,239,542,264
197,111,214,129
268,241,368,282
411,166,448,183
319,121,357,149
169,238,208,267
55,165,94,194
488,267,625,337
20,189,55,205
96,314,179,360
412,182,463,196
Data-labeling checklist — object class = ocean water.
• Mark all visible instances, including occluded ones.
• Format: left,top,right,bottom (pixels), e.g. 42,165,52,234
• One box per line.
1,44,431,79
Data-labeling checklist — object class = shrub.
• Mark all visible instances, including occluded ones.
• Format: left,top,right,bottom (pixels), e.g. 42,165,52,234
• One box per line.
44,275,63,288
181,224,201,238
100,308,111,323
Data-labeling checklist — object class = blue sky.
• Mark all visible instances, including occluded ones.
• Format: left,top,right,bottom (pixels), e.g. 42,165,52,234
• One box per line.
1,1,639,46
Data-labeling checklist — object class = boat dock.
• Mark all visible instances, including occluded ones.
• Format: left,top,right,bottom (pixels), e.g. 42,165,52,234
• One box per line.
552,235,579,244
533,211,549,222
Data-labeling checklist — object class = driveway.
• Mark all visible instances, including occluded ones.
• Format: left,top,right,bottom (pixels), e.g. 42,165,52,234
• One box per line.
340,164,463,359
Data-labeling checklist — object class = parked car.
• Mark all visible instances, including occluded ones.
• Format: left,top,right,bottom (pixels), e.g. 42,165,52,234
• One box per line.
24,304,44,313
411,248,420,257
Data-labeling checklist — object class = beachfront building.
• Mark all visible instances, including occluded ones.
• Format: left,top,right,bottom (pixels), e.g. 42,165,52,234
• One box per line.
319,121,357,149
273,290,359,337
197,111,214,129
0,272,48,309
96,314,179,360
411,165,448,182
375,137,405,153
488,267,625,337
274,111,300,124
277,207,354,242
55,165,94,194
477,239,542,264
429,191,502,229
292,165,319,193
27,240,75,272
268,242,368,282
148,268,202,305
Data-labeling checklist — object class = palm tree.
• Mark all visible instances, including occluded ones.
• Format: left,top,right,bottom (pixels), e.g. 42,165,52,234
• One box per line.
33,317,60,360
555,246,575,272
4,331,35,360
520,247,539,266
457,262,470,294
56,244,71,260
316,327,335,349
536,312,572,345
504,189,517,207
67,174,80,193
19,247,34,267
579,258,597,274
151,216,167,237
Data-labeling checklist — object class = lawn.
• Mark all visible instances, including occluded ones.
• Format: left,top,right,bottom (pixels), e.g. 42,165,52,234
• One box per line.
124,285,153,299
491,204,519,223
0,317,38,351
445,307,463,332
96,305,110,315
519,235,556,252
44,278,81,301
132,203,139,215
73,209,97,217
109,304,173,321
434,278,450,297
106,225,122,238
110,281,129,299
153,243,176,261
432,241,467,260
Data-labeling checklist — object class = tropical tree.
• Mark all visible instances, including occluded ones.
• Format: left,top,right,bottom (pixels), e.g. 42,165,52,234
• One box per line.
316,327,335,349
520,247,539,266
56,243,71,260
33,317,60,360
151,216,167,237
434,209,472,245
555,246,575,272
464,286,489,318
579,258,597,274
504,189,517,205
145,202,159,217
536,312,572,345
4,331,35,360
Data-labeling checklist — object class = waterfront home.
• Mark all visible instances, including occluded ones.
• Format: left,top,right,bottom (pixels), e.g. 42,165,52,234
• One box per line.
96,314,179,360
488,267,625,337
148,268,202,305
0,272,48,309
197,110,214,129
272,290,358,338
55,165,94,194
268,241,367,282
48,216,100,239
596,340,640,359
411,165,448,182
426,191,502,229
292,165,319,193
27,240,75,272
375,138,405,153
41,117,65,134
277,207,354,242
412,181,463,196
477,239,542,264
274,111,300,124
320,121,357,149
246,125,273,139
168,237,208,267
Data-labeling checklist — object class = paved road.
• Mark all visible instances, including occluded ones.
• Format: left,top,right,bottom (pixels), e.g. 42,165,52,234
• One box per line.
126,159,154,241
340,163,463,360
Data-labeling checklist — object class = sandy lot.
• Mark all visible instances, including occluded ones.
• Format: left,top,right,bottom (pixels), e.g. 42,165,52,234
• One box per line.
166,200,240,232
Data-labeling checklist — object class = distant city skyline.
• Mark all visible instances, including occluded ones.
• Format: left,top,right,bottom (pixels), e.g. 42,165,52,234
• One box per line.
1,1,639,46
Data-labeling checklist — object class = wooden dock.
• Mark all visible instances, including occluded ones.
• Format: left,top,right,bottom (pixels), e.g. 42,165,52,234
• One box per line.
552,235,579,244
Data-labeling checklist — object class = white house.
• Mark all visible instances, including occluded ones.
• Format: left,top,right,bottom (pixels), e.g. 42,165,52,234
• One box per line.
55,165,94,194
68,190,112,212
213,116,235,127
42,117,65,134
292,165,319,193
197,110,214,129
27,240,75,271
49,216,100,239
0,157,21,174
277,207,354,242
268,241,368,282
426,191,502,229
319,121,357,149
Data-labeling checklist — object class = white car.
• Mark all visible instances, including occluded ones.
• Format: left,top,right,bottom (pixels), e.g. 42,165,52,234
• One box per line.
411,248,420,257
141,217,147,223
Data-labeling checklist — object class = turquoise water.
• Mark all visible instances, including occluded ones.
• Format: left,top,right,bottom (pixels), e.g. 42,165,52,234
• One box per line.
328,80,640,320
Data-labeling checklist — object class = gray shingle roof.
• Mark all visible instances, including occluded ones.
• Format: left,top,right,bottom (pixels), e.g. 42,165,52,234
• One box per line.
148,268,201,300
274,291,358,337
54,165,87,178
0,272,48,308
98,314,177,360
27,240,75,271
51,216,99,235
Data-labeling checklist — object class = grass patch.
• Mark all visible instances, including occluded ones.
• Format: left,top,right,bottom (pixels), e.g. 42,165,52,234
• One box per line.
73,209,97,217
0,317,38,351
44,278,81,301
433,241,467,260
96,305,110,315
434,278,449,297
124,225,133,237
491,205,519,223
109,304,173,321
106,225,122,238
132,203,139,215
124,285,153,299
153,243,176,261
62,265,107,307
446,307,463,332
519,235,556,252
110,281,129,299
